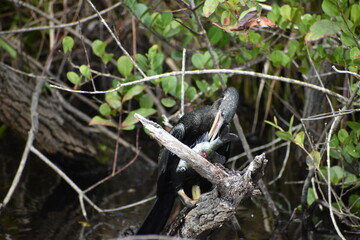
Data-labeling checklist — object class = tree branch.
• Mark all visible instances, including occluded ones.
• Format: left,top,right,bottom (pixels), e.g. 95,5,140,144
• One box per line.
135,113,268,238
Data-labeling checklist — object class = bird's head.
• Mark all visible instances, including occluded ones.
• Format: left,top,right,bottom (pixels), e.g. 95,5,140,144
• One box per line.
208,87,239,141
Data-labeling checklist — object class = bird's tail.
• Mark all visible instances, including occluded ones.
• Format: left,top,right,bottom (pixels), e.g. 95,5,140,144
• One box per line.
137,193,176,235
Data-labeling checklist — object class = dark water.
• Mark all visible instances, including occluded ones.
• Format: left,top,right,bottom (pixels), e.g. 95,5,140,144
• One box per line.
0,155,277,240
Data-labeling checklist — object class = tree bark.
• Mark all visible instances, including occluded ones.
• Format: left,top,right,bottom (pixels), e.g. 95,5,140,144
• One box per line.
0,63,108,158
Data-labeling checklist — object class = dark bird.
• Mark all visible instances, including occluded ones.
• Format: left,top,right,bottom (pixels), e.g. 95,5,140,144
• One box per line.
137,87,239,235
175,127,238,206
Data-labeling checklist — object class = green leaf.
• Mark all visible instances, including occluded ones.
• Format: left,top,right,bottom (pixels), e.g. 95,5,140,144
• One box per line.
66,71,81,85
322,0,340,17
330,134,339,147
91,40,107,57
192,53,205,69
186,86,197,101
122,85,145,102
288,40,300,58
196,80,209,93
307,188,317,206
350,47,360,65
89,115,116,128
289,115,294,134
62,36,74,54
330,166,346,184
345,144,360,158
79,65,91,79
102,53,114,64
305,20,341,42
341,32,357,47
294,131,305,148
269,50,291,67
161,76,177,94
117,56,134,77
264,120,278,129
122,108,157,129
161,98,176,108
208,26,223,45
139,94,154,108
203,0,219,17
105,92,122,110
0,38,17,58
99,103,111,116
351,4,360,24
347,121,360,131
280,5,292,21
338,129,349,143
133,3,149,20
275,131,293,141
136,53,148,72
306,150,321,169
349,194,360,214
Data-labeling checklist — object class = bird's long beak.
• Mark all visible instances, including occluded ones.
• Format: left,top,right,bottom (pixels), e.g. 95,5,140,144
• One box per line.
208,110,224,141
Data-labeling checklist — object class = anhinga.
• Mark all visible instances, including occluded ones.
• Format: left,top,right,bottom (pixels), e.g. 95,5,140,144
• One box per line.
137,87,239,235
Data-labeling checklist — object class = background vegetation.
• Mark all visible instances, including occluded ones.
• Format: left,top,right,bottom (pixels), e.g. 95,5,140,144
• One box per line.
0,0,359,239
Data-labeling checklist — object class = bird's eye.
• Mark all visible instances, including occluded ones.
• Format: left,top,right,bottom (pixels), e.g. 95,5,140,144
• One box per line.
221,112,225,117
177,167,186,173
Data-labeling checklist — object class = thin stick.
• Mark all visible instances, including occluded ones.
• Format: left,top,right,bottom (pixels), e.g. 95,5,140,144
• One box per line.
180,48,186,117
85,0,147,78
49,68,349,103
0,2,123,35
30,147,103,216
0,77,43,209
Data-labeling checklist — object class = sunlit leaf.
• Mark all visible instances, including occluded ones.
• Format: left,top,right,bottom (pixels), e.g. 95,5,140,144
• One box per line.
89,115,116,128
305,20,340,42
102,53,114,64
294,131,305,148
117,56,134,77
62,36,74,54
122,85,146,102
80,65,91,79
99,103,111,116
306,150,321,169
91,40,107,57
66,71,81,85
275,131,293,141
122,108,157,129
203,0,219,18
322,0,340,17
351,4,360,24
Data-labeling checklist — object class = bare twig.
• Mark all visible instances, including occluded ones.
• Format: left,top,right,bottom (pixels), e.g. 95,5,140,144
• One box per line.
0,2,123,35
180,48,186,117
0,77,43,209
85,0,147,78
30,146,103,217
189,0,226,88
322,66,360,240
49,68,350,103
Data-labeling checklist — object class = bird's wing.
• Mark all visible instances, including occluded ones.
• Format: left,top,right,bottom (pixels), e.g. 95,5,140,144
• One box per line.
169,123,186,140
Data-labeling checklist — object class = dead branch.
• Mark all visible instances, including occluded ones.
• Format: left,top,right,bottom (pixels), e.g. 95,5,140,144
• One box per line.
135,114,268,238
